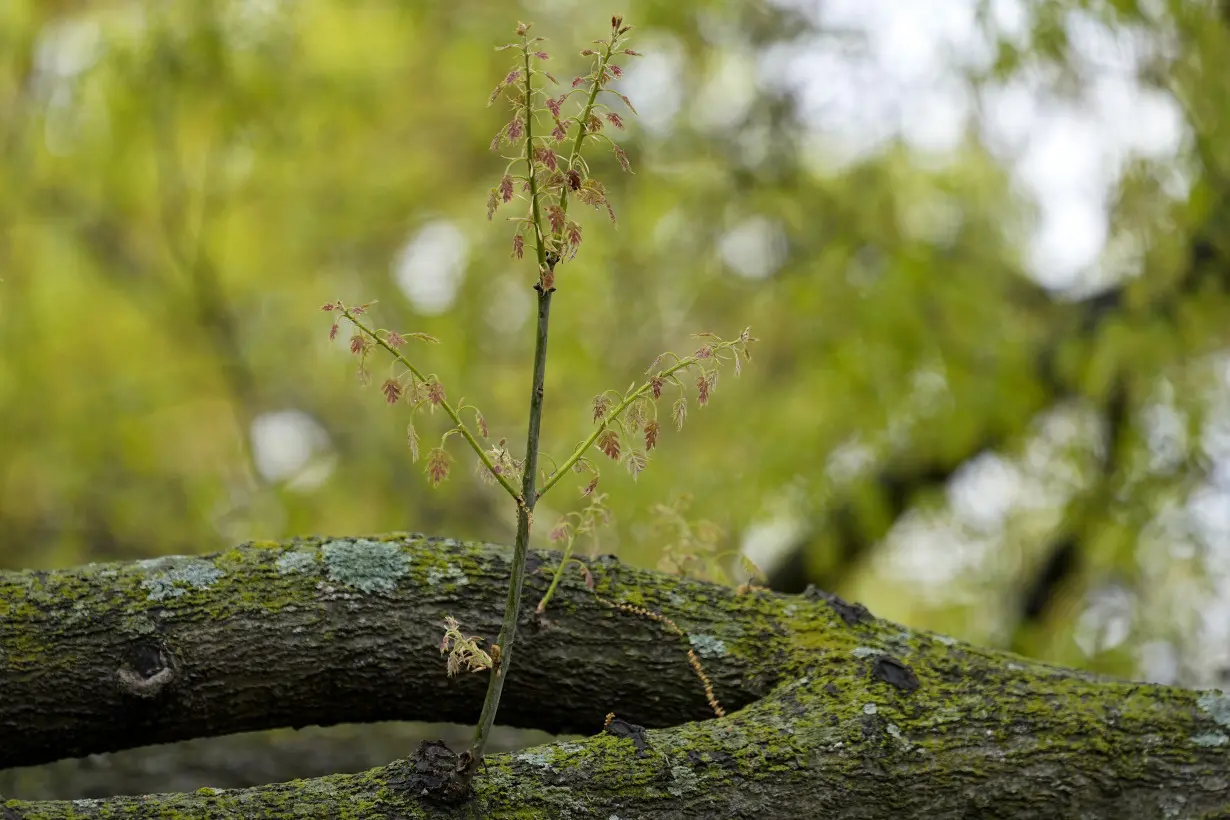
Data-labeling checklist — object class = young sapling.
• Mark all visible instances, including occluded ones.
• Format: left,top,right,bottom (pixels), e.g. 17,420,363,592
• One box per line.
324,15,757,793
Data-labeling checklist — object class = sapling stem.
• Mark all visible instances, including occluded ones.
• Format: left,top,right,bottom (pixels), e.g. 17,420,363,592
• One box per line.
465,284,552,771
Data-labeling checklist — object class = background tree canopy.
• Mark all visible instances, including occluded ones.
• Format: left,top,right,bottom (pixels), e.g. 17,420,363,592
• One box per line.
4,0,1230,696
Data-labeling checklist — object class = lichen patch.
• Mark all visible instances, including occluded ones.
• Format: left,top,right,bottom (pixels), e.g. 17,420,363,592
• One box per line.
1192,731,1229,747
140,559,225,602
276,549,318,575
688,633,727,658
321,539,411,594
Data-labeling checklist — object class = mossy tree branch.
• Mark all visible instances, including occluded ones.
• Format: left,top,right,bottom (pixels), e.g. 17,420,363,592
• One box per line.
2,534,1230,818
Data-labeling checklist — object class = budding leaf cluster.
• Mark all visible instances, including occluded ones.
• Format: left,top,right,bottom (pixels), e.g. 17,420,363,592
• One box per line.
485,16,641,282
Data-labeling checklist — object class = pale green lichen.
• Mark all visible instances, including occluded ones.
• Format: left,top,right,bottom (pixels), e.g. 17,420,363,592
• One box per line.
140,558,225,601
934,634,957,646
852,646,879,658
863,703,877,715
426,564,469,587
1198,690,1230,728
121,614,157,636
515,749,555,770
688,633,726,658
321,539,411,594
666,764,699,797
276,550,318,575
1192,731,1229,747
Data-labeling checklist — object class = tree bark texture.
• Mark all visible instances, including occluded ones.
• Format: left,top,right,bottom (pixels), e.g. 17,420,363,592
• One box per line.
2,533,1229,818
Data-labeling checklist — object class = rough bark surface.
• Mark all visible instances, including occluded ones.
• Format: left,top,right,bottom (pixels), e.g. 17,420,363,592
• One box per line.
1,533,1229,819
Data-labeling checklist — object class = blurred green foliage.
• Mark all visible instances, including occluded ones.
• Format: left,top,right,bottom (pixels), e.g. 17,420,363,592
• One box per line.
4,0,1230,686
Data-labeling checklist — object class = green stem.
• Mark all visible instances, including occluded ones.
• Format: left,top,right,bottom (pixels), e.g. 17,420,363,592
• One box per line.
467,285,552,768
536,533,576,613
347,312,521,502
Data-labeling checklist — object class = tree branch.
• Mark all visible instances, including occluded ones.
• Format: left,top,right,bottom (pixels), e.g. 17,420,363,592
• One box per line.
3,535,1230,817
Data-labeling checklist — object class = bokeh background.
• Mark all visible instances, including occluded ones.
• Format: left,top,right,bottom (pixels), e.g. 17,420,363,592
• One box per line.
5,0,1230,790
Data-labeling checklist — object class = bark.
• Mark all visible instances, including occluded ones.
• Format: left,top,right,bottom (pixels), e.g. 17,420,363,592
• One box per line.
1,533,1229,818
0,723,557,800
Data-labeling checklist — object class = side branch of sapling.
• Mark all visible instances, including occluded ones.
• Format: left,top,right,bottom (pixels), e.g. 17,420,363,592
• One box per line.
537,339,745,499
345,310,521,501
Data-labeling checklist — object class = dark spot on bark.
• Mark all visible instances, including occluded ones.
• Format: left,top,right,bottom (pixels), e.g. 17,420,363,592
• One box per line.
802,585,873,626
861,715,877,739
825,683,839,696
3,806,24,820
116,643,178,699
389,740,472,805
828,597,872,626
871,655,919,692
604,717,649,757
130,643,167,678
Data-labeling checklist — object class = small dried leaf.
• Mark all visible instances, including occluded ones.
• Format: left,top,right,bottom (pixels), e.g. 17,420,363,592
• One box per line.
426,448,453,487
592,394,611,423
427,381,446,407
598,429,621,461
613,144,631,173
407,422,421,462
581,475,600,496
626,399,647,431
672,396,687,430
644,420,660,451
549,519,572,543
625,450,647,481
381,379,403,405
